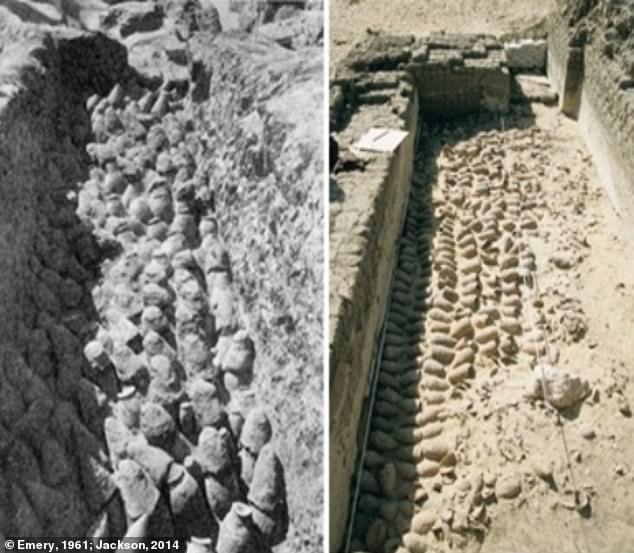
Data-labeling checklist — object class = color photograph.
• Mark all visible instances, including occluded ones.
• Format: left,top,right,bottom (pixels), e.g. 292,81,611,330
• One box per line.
330,0,634,552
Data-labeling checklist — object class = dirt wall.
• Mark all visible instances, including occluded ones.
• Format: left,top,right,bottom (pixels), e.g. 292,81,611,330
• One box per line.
329,52,419,551
548,1,634,236
0,31,128,536
190,35,325,553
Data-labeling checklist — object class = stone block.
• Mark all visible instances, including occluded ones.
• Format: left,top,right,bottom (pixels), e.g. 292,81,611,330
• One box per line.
504,39,547,71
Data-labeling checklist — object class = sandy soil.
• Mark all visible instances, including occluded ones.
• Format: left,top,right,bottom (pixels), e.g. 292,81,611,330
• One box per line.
480,103,634,553
330,0,556,65
349,102,634,553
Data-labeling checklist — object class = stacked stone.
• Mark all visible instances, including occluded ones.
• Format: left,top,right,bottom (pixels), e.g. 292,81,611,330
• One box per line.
73,80,288,549
351,123,550,553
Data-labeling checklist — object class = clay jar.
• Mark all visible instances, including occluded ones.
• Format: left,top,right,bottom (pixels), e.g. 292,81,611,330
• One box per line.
135,239,162,267
102,171,126,195
198,215,218,239
116,459,159,519
172,249,204,288
84,340,110,368
216,503,263,553
127,216,146,237
83,340,119,399
167,463,218,540
142,330,171,360
142,282,172,309
167,125,184,147
179,279,207,314
171,210,198,247
121,182,141,210
104,106,122,133
148,185,173,222
210,281,237,335
147,217,169,241
197,427,242,520
186,537,214,553
203,459,243,522
148,355,183,418
239,408,272,485
173,268,197,296
141,306,169,335
162,230,189,259
149,354,174,381
150,250,174,278
219,330,255,391
172,152,194,179
128,197,152,224
156,151,175,175
114,385,141,429
174,180,196,206
179,401,198,442
227,404,245,443
140,401,176,451
105,193,126,217
247,444,288,547
201,236,230,274
146,122,167,150
179,333,218,382
189,378,221,420
174,302,207,339
115,459,174,537
113,220,138,247
126,440,174,488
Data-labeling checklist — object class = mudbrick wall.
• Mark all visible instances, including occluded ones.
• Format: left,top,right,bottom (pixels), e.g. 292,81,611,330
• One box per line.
329,32,511,551
334,34,510,125
548,0,634,233
330,67,418,552
405,34,511,118
0,31,128,535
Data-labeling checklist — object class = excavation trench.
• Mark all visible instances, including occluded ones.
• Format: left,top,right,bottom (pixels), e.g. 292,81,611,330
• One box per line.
331,31,634,553
0,28,291,551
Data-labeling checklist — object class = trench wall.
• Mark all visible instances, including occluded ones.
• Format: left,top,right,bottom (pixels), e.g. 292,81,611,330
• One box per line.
0,31,128,536
329,79,418,553
0,33,125,345
548,12,634,233
189,36,325,553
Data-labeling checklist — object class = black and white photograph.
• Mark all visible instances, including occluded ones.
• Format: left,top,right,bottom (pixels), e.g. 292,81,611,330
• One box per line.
0,1,323,552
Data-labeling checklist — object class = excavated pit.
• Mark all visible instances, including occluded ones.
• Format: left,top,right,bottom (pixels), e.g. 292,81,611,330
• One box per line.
330,25,634,553
0,3,323,550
